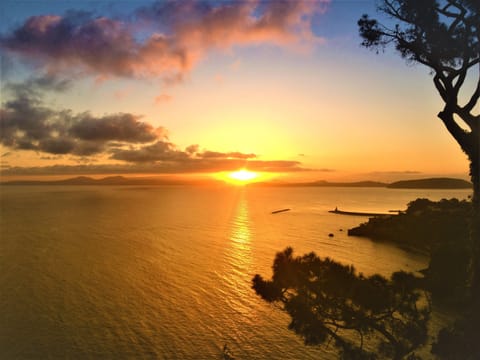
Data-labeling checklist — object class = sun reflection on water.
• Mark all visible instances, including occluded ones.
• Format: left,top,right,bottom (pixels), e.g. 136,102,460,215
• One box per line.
224,192,254,319
230,195,251,252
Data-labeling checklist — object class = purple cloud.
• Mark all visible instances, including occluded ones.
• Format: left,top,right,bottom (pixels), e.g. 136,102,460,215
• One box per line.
1,1,328,80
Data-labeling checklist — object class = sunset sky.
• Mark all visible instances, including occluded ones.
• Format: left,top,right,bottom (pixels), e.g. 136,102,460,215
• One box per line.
0,0,473,182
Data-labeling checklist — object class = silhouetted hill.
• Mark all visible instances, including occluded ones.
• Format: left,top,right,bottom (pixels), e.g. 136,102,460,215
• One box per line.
1,176,88,185
1,176,221,186
60,176,98,185
315,180,387,187
255,178,471,188
2,176,129,185
387,178,472,189
1,176,472,188
252,180,387,187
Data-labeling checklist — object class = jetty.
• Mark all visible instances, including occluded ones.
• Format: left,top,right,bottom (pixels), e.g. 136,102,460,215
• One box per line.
271,208,291,214
328,208,391,217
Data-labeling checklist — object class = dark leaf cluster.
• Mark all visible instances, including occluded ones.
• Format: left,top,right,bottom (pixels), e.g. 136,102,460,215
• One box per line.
252,248,429,359
432,311,480,359
359,0,479,68
349,198,472,303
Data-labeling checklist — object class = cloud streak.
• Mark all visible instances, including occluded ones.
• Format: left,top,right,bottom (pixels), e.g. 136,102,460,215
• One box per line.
198,151,256,159
1,159,308,177
1,1,328,81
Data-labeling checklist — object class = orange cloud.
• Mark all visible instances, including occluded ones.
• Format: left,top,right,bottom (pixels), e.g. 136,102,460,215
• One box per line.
154,93,173,104
1,1,329,81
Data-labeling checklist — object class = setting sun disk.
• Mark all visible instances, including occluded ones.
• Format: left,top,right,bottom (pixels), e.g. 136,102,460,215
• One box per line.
228,169,258,182
213,169,277,185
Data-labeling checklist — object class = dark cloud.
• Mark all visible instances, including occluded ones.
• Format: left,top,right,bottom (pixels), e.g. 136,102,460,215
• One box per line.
0,85,163,155
109,142,259,164
110,140,187,162
1,159,309,176
5,74,72,99
0,94,56,147
38,138,75,154
70,113,160,143
39,155,62,160
28,74,72,92
1,1,327,81
185,144,199,154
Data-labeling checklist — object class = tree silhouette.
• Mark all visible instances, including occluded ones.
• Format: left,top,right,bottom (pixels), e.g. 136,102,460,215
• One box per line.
358,0,480,298
358,2,480,357
252,248,429,360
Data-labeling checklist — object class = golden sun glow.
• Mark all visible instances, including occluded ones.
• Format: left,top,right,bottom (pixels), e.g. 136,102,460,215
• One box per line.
213,169,278,185
228,169,258,182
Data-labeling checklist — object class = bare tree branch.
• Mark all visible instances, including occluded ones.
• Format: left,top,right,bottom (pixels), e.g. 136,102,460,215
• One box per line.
438,108,472,149
464,78,480,113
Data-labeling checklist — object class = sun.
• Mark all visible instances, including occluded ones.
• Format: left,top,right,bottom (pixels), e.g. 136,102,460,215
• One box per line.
228,169,258,183
213,168,276,185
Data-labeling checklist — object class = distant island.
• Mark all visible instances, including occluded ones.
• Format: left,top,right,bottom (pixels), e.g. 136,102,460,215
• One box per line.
0,176,472,189
253,177,471,189
386,177,472,189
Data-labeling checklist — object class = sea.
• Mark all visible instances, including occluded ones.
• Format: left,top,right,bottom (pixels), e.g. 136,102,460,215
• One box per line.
0,185,472,359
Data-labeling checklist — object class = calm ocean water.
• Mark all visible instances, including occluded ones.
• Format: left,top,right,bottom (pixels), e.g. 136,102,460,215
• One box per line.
0,185,471,359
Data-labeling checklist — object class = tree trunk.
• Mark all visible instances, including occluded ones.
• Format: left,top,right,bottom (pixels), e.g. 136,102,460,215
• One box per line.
438,110,480,302
469,135,480,303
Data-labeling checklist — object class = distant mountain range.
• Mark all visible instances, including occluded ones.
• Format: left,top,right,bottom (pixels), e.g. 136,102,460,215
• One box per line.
1,176,472,189
257,180,389,188
0,176,206,186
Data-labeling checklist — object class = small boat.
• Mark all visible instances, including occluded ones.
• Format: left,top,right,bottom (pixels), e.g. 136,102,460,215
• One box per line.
328,208,390,217
271,208,291,214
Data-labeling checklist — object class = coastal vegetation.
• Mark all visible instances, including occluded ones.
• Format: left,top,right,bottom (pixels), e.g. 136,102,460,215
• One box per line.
348,198,469,252
253,248,429,360
349,198,471,304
